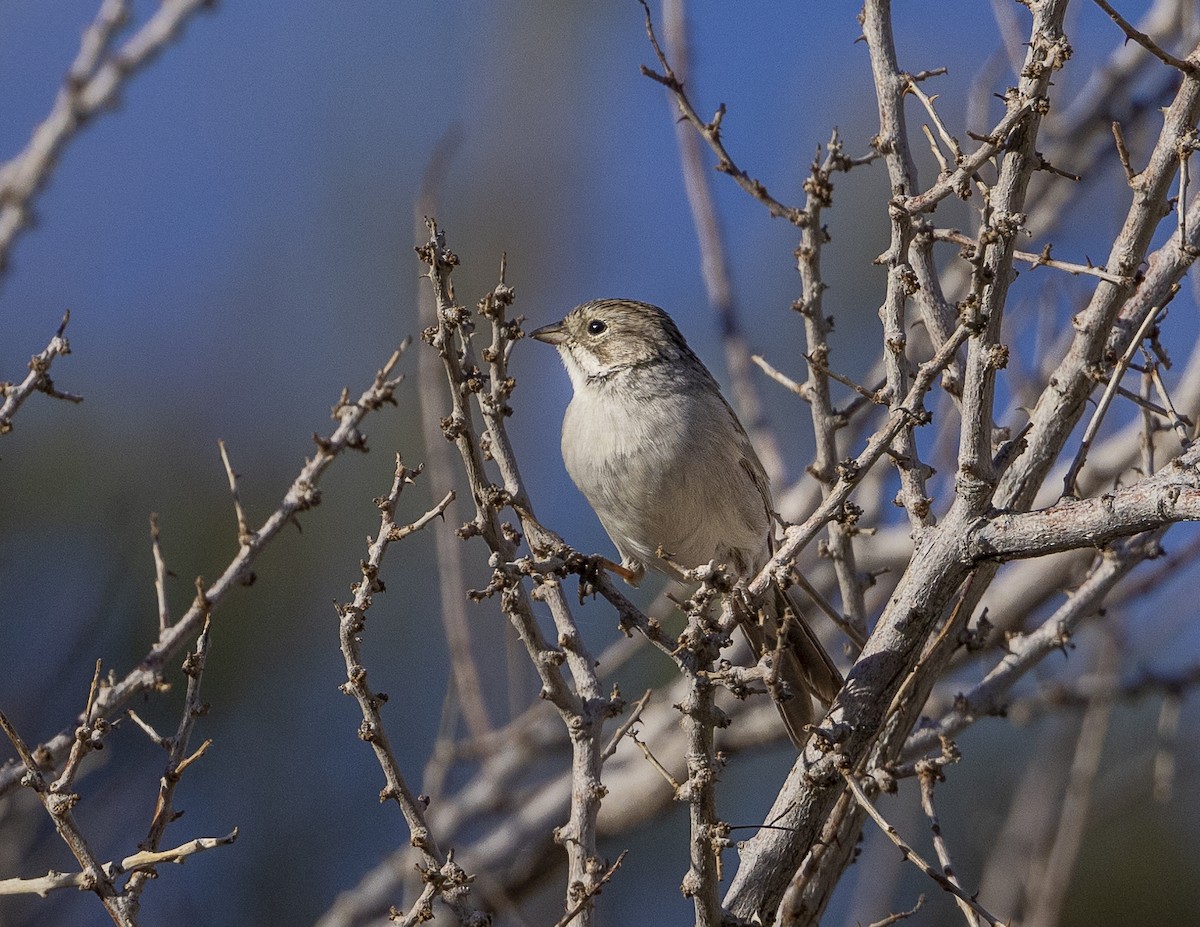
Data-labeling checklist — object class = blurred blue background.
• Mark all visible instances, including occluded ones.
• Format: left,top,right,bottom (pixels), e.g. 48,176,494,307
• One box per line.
2,2,1198,925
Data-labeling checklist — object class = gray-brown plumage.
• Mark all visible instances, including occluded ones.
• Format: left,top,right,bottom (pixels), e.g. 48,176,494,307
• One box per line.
532,299,842,746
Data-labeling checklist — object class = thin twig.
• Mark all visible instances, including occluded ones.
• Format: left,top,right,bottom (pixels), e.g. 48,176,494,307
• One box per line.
601,689,652,764
149,514,172,632
1143,347,1193,445
122,617,219,907
0,831,238,897
1092,0,1200,76
751,355,805,395
0,311,82,434
0,709,124,924
842,772,1005,926
49,660,106,794
1112,120,1138,185
918,767,981,927
1062,302,1165,497
334,454,482,922
552,851,629,927
637,0,805,224
932,228,1133,284
907,79,965,165
218,440,253,545
867,896,926,927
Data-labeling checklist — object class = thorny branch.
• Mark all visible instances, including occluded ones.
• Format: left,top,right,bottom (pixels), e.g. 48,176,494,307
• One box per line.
1,344,412,799
0,311,82,434
334,456,485,924
417,222,620,927
637,0,806,225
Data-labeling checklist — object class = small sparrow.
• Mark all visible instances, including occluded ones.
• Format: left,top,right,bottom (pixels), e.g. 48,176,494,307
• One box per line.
532,299,842,746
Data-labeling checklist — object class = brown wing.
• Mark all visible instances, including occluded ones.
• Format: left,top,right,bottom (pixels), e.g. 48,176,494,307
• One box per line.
740,583,844,749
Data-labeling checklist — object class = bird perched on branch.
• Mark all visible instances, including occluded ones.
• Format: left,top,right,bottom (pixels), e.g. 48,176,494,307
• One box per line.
532,299,842,746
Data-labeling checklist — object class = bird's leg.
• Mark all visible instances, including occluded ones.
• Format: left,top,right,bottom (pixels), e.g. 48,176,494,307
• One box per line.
598,556,641,585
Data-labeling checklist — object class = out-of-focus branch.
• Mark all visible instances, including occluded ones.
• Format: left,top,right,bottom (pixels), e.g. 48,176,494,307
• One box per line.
1021,641,1118,927
0,0,216,273
659,0,785,485
414,131,494,741
0,344,411,798
0,311,82,434
1093,0,1200,76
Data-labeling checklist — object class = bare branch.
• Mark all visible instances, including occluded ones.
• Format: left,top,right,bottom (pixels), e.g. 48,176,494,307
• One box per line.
121,617,219,909
1092,0,1200,76
149,514,172,632
842,772,1006,926
918,767,981,927
0,312,82,434
636,0,805,224
932,228,1134,284
0,0,217,272
0,343,412,798
218,440,253,546
1062,302,1166,497
334,454,484,923
417,223,617,924
0,709,124,924
0,831,238,898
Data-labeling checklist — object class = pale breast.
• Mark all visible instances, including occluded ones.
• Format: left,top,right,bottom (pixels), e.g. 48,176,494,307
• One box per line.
561,374,770,578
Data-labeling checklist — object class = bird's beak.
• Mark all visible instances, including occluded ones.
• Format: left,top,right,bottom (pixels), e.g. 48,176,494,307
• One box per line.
530,321,568,345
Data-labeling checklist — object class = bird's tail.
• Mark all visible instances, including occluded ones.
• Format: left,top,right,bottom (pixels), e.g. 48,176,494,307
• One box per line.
740,583,844,748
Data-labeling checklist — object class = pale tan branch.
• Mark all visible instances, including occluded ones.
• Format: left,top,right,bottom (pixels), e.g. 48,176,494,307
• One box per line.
0,311,82,434
0,831,238,897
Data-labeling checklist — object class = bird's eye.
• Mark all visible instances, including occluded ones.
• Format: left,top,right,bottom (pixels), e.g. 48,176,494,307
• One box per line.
587,319,607,336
